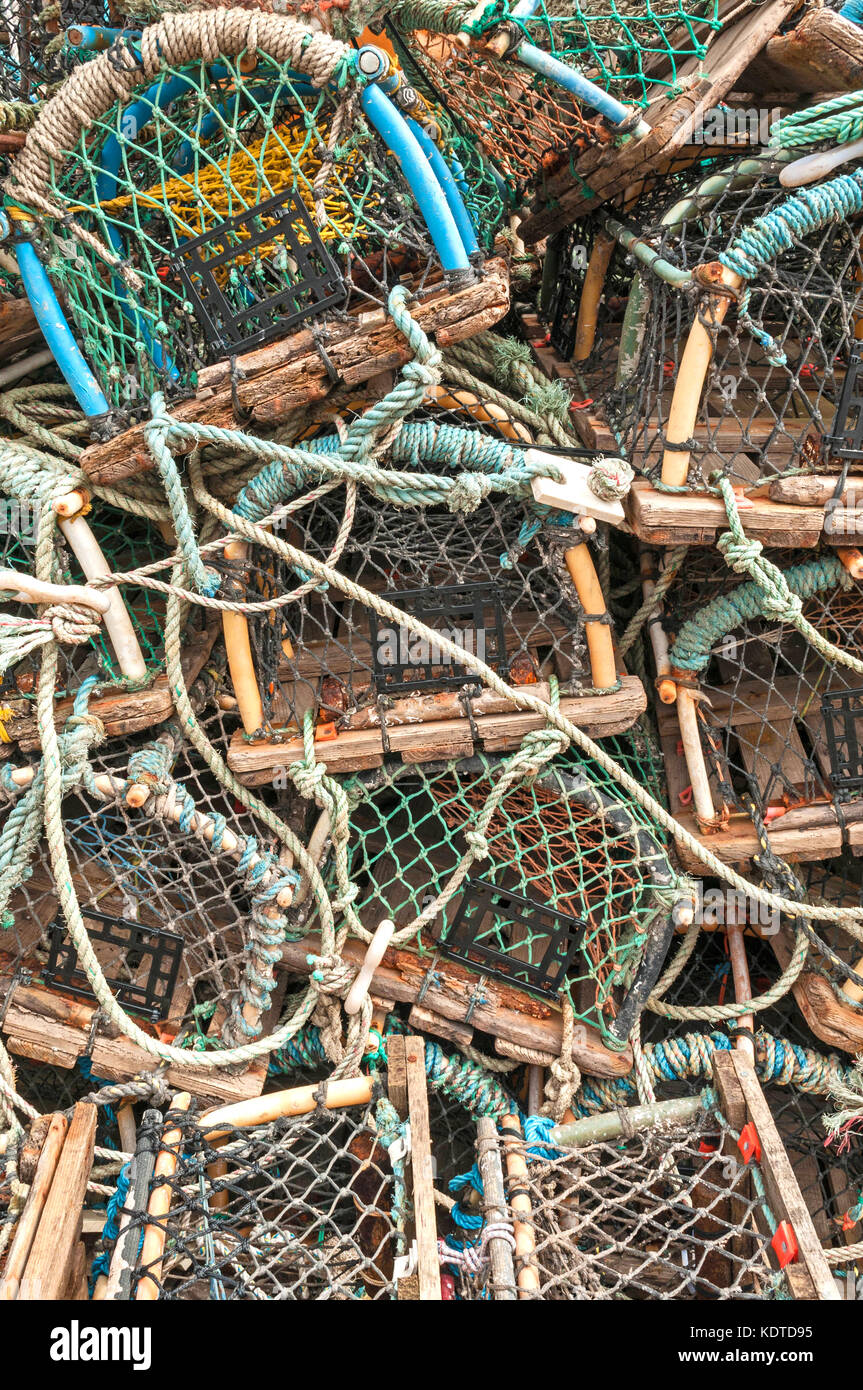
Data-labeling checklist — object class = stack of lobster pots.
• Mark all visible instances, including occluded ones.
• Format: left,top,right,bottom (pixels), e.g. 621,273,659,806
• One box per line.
0,0,862,1306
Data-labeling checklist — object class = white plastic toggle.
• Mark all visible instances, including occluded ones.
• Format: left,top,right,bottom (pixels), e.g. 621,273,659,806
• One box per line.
345,918,395,1016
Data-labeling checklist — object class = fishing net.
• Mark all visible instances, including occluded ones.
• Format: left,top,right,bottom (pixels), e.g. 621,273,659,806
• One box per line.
5,9,496,422
101,1058,491,1301
585,155,863,490
450,1096,797,1301
120,1095,409,1300
662,545,863,826
335,741,678,1049
386,0,721,200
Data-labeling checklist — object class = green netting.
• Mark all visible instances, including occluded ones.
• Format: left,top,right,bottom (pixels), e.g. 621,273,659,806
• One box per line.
8,36,499,420
334,741,677,1045
387,0,720,196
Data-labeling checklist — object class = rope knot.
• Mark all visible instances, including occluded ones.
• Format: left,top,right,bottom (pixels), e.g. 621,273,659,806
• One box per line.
588,457,634,502
45,602,102,647
464,828,490,860
448,472,492,514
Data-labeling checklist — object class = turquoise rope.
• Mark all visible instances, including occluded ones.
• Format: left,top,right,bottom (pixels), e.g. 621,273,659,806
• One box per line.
668,551,851,672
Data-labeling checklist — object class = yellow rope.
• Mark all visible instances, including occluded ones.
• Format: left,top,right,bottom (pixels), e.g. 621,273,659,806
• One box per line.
72,118,380,245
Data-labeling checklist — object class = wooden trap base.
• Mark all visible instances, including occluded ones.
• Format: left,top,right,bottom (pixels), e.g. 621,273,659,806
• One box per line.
280,930,632,1081
79,257,511,489
0,970,288,1107
227,672,646,783
0,615,219,751
656,683,863,873
518,0,799,242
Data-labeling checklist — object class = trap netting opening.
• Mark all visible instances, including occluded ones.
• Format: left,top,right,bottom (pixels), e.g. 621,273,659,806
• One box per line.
589,157,862,490
333,743,677,1043
386,0,721,199
10,41,477,419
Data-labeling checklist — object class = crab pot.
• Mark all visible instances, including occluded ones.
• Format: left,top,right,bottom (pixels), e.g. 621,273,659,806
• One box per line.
450,1071,833,1300
652,544,863,866
6,8,508,435
385,0,722,205
574,156,863,494
325,736,679,1051
0,704,325,1103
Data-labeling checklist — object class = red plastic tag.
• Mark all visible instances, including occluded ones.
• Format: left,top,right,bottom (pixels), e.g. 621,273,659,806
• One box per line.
737,1122,761,1165
771,1221,798,1269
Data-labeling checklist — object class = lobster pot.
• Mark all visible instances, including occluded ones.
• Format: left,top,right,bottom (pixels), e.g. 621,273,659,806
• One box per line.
334,744,677,1047
640,925,863,1275
541,156,725,367
597,157,863,490
0,496,168,703
386,0,719,200
1,707,309,1053
126,1102,405,1299
241,481,594,736
7,27,475,422
663,547,863,824
453,1104,792,1301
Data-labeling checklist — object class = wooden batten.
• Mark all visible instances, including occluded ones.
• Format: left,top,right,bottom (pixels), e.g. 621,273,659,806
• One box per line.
280,931,632,1080
13,1103,97,1301
625,478,824,548
79,259,511,488
227,676,646,782
713,1051,840,1301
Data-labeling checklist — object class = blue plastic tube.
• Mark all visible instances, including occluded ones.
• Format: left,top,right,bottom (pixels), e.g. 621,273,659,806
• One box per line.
405,116,480,258
14,240,111,417
96,74,194,383
360,81,471,273
514,41,649,135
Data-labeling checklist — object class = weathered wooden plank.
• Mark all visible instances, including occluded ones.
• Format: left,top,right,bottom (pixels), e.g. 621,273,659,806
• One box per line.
80,260,511,487
5,615,220,750
404,1036,441,1302
728,1050,840,1301
0,1113,68,1300
17,1102,97,1301
739,7,863,93
280,932,632,1079
625,478,824,548
227,676,647,782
